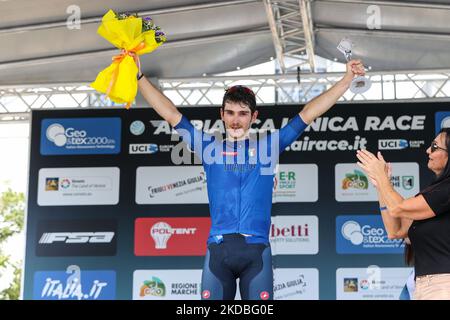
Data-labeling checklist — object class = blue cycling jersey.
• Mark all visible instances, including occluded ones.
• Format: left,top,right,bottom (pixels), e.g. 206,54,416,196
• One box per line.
174,114,307,243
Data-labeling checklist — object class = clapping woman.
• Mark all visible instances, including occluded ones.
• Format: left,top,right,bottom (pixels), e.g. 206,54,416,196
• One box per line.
356,128,450,300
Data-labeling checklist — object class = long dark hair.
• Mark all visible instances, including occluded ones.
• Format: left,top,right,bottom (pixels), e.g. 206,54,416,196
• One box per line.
404,241,414,266
404,128,450,266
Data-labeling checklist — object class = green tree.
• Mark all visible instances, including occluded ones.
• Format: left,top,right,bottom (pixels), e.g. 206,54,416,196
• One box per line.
0,188,25,300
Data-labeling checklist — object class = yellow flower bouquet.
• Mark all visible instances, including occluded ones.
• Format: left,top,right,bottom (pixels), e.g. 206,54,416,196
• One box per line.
91,10,166,108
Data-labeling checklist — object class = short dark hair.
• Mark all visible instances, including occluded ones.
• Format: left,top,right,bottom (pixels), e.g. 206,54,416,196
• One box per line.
221,85,257,114
434,127,450,184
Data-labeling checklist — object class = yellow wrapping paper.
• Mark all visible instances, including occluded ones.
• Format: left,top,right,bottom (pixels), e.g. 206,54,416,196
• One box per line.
91,10,164,108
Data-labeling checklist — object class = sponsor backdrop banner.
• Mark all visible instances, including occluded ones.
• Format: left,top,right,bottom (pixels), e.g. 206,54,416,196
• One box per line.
23,104,449,299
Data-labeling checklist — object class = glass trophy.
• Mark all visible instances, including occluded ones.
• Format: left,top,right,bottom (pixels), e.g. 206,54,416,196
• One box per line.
337,38,372,94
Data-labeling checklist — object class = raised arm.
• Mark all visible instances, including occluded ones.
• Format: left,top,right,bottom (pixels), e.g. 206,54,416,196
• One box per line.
299,60,364,124
361,154,412,238
137,76,182,127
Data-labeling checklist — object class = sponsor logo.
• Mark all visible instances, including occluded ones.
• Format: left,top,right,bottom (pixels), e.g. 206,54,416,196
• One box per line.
140,277,166,297
260,291,270,300
409,140,426,148
402,176,414,190
362,115,426,131
270,216,318,255
273,268,319,300
60,178,71,189
342,170,368,190
150,221,197,249
38,167,120,206
360,279,370,290
36,220,117,256
272,164,318,203
33,265,115,300
129,143,159,154
45,177,105,192
150,116,426,135
39,232,114,244
202,290,211,299
341,220,364,245
388,175,414,190
147,173,205,198
435,112,450,134
343,278,358,292
135,218,210,256
336,215,404,254
271,223,309,238
149,116,425,152
336,163,419,202
285,135,367,152
45,178,59,191
136,166,208,204
41,118,121,155
337,267,413,300
130,120,145,135
378,139,409,150
133,270,202,300
378,139,425,150
274,275,307,294
274,171,296,191
158,145,174,152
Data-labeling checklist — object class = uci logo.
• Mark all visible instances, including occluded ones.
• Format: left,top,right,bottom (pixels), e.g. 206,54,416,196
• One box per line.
378,139,409,150
129,144,159,154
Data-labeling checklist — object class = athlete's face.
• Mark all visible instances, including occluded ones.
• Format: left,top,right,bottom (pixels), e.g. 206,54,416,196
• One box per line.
220,101,258,140
426,132,448,176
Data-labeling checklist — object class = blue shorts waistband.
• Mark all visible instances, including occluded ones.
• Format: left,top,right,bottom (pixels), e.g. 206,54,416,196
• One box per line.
207,233,269,245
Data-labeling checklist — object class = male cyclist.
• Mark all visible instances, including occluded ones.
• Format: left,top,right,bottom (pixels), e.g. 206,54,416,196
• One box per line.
136,59,365,300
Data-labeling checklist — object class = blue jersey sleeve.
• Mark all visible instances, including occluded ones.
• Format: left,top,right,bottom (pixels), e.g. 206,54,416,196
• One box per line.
278,114,307,153
173,115,214,156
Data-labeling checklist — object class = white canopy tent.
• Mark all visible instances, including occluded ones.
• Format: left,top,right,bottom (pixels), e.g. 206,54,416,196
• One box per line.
2,0,450,85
